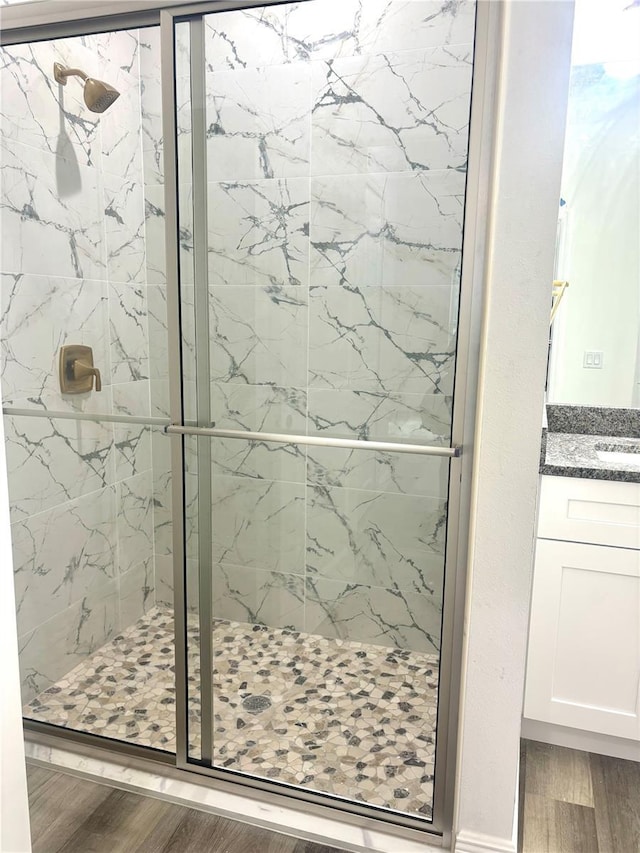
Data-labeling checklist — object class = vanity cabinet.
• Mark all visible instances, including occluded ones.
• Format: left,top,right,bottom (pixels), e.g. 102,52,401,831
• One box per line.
524,475,640,742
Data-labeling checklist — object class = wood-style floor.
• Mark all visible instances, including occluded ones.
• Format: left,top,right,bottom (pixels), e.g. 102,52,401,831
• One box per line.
26,765,346,853
26,741,640,853
519,739,640,853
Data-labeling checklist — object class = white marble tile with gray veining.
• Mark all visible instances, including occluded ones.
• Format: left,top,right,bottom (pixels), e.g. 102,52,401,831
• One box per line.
311,45,473,176
150,430,173,559
306,388,451,496
153,554,174,606
0,272,109,408
103,173,146,284
140,73,164,187
0,40,99,165
184,461,201,566
139,29,164,185
140,62,191,187
139,27,161,81
204,5,290,72
144,181,193,288
209,285,308,387
206,63,311,181
108,282,149,383
305,577,442,654
310,169,465,288
18,579,119,703
212,475,306,575
307,387,452,442
143,183,167,286
112,380,152,480
307,484,446,595
213,563,305,630
286,0,476,61
11,486,117,637
146,282,196,415
0,139,105,279
118,556,154,630
309,285,457,396
116,470,154,576
147,285,169,382
204,0,475,69
82,28,140,90
154,555,199,610
208,178,309,287
210,382,307,482
4,414,114,522
307,444,449,500
97,33,143,182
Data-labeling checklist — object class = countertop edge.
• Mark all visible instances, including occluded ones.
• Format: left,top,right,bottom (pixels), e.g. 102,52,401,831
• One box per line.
539,462,640,484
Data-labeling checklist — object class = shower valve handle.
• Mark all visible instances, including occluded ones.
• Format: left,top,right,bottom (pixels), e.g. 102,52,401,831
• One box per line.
73,359,102,392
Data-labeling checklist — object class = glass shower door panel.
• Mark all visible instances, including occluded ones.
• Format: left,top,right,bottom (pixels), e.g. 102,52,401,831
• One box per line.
183,0,476,821
3,24,176,752
210,441,448,818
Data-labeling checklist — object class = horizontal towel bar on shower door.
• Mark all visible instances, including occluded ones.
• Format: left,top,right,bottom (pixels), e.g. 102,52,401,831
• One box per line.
164,424,462,457
2,406,170,428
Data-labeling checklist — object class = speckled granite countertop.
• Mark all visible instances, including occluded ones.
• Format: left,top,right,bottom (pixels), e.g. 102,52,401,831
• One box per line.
541,405,640,483
541,431,640,483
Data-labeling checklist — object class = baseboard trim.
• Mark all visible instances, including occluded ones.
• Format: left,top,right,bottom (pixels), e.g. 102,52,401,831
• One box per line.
454,830,517,853
521,718,640,761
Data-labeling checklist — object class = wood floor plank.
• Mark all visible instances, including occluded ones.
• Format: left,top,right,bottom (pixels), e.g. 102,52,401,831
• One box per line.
524,740,594,807
159,808,288,853
25,764,62,805
27,766,344,853
522,793,599,853
590,752,640,853
53,787,180,853
553,801,599,853
518,740,527,853
291,841,346,853
27,767,114,853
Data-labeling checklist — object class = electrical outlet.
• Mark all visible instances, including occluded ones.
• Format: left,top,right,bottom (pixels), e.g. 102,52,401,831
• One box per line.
583,351,604,369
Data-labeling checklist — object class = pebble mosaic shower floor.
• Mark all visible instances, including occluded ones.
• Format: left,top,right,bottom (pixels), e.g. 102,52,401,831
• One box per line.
24,605,439,818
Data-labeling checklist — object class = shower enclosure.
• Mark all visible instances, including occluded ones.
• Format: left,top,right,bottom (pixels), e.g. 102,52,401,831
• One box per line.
1,0,481,841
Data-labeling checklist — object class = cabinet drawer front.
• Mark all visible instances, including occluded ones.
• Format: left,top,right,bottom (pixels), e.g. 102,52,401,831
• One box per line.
525,539,640,740
539,475,640,548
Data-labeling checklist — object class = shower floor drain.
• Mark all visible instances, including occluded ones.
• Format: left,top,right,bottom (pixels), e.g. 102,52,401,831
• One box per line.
242,694,272,714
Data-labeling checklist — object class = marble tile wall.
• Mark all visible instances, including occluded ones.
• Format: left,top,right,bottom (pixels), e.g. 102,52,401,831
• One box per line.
0,29,156,701
143,1,476,655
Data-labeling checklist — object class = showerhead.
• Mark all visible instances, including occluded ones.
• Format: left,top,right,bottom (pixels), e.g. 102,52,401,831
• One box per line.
82,77,120,113
53,62,120,114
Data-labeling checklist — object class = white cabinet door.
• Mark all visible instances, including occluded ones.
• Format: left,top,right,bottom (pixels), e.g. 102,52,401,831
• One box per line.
525,539,640,740
538,476,640,549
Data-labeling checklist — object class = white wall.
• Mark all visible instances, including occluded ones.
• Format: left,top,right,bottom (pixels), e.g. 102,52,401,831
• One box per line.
454,2,574,852
0,405,31,853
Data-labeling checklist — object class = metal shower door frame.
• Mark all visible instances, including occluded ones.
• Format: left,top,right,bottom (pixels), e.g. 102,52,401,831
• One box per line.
0,0,501,845
160,0,499,844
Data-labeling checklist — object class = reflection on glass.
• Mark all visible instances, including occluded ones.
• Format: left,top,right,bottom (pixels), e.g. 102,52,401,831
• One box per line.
547,0,640,408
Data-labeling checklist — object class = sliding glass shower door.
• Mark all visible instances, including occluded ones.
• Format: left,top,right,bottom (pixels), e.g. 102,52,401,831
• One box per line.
162,0,477,833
